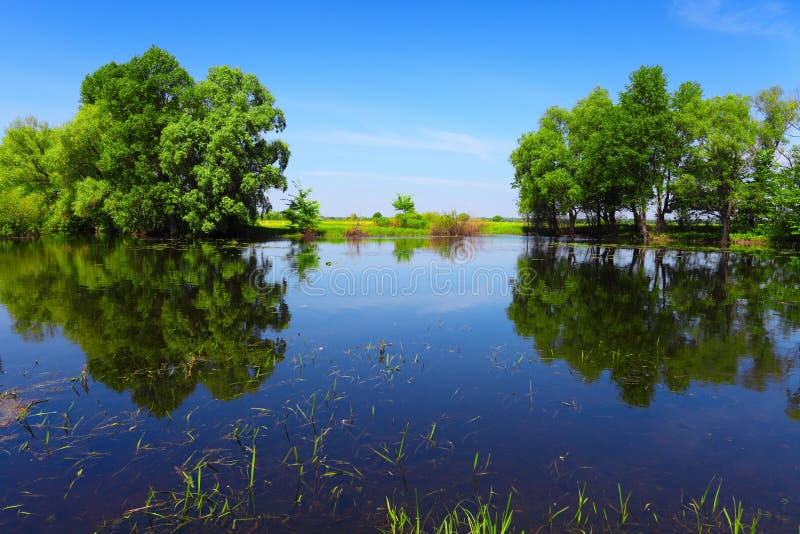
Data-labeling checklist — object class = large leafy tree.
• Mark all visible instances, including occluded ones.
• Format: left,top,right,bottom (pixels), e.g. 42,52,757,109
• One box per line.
754,86,799,155
80,46,194,234
733,88,800,233
511,106,581,234
160,66,290,234
676,95,758,245
568,87,620,230
661,81,704,231
44,104,113,232
0,46,292,237
0,117,57,235
615,66,673,243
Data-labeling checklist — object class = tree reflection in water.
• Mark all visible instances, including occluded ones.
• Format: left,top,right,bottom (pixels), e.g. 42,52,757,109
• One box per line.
0,239,290,416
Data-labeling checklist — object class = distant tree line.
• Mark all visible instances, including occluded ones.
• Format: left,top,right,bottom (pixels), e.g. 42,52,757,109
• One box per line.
0,46,289,237
510,66,799,245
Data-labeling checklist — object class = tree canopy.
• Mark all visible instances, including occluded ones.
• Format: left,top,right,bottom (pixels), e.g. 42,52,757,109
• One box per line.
511,66,800,244
0,47,289,237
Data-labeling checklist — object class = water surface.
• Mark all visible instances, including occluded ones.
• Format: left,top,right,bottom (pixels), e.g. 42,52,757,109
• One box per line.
0,237,798,531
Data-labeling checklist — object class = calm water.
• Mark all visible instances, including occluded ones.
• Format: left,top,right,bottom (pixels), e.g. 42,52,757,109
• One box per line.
0,237,798,532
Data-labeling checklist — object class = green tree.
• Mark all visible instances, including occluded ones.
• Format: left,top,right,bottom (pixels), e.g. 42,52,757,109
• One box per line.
765,147,800,238
568,87,620,231
661,81,704,232
284,182,320,234
80,46,194,234
615,66,673,243
675,95,758,245
44,104,114,232
754,86,799,154
159,66,289,234
0,117,57,235
392,194,416,213
511,106,581,234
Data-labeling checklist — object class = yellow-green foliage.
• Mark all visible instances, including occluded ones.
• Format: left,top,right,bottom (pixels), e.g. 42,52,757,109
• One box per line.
0,187,46,236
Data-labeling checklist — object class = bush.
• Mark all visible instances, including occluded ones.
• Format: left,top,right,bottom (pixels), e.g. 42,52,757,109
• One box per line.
372,211,383,219
429,211,483,236
262,210,285,220
374,216,391,227
345,221,369,239
395,212,427,229
284,184,320,234
491,215,504,222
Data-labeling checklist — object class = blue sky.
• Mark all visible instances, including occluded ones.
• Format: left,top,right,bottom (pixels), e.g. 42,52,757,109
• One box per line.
1,1,798,216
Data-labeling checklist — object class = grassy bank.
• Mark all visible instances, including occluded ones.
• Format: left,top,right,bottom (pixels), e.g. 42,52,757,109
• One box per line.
255,218,786,250
257,218,527,238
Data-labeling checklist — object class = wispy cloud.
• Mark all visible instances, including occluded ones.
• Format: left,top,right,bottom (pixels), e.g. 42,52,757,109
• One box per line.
303,170,505,190
306,128,506,159
673,0,793,37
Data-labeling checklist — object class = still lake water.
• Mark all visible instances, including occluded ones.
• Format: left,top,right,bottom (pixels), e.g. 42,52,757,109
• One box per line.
0,236,798,532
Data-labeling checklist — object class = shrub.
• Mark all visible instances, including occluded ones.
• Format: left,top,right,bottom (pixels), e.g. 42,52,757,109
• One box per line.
262,210,285,220
345,221,369,239
429,210,483,236
395,212,427,229
284,183,320,234
372,211,383,219
491,215,504,222
374,216,391,227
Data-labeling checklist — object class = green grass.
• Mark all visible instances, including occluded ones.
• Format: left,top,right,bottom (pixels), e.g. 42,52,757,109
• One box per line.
476,220,527,235
257,218,527,238
253,218,788,253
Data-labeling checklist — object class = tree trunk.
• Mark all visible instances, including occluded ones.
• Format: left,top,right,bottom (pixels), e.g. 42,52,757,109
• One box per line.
634,205,649,244
568,208,576,237
631,205,640,233
720,200,732,247
608,210,617,232
550,205,560,236
655,190,667,234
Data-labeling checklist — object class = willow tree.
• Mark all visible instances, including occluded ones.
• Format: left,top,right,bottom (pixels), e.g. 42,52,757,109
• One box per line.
677,95,758,245
510,106,581,234
159,66,290,234
615,66,673,243
0,117,56,235
79,46,194,234
568,87,620,230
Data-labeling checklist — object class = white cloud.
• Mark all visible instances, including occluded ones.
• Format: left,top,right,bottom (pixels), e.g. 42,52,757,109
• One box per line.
306,128,506,159
303,170,506,190
673,0,793,37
